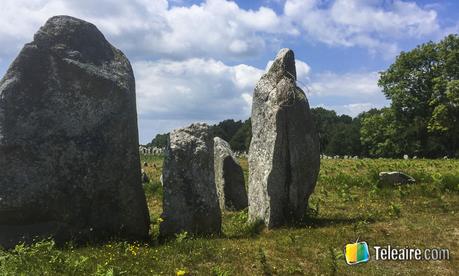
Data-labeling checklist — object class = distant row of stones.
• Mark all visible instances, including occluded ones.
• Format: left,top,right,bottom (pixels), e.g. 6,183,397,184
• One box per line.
321,155,359,159
321,154,450,160
139,142,249,159
139,146,165,155
403,154,449,160
0,16,319,247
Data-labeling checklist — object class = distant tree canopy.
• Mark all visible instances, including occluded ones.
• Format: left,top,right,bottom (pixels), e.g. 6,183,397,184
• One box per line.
147,119,251,152
147,34,458,158
147,133,168,148
147,110,359,156
310,108,361,156
227,119,252,151
210,119,252,151
360,108,402,157
210,119,243,145
371,34,459,157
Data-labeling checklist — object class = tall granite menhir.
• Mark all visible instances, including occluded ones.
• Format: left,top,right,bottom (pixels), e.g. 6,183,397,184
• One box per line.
160,123,221,237
0,16,150,248
248,48,320,228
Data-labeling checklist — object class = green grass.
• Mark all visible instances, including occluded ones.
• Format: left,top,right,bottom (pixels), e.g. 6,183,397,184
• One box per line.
1,157,458,275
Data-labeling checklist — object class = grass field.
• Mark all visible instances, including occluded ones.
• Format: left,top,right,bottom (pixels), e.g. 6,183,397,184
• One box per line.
1,156,458,275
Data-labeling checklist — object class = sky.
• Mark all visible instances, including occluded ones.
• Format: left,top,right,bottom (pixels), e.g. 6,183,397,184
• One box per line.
0,0,458,144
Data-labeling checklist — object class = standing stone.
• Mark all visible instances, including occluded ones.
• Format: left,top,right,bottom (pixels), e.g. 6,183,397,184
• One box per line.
213,137,248,211
248,49,320,228
0,16,150,248
160,123,221,237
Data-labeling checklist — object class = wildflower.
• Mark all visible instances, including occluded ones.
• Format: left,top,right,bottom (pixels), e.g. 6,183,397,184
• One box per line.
176,269,187,276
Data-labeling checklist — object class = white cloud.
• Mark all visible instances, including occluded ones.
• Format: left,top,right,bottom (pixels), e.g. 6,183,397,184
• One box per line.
308,71,390,117
0,0,287,61
1,0,444,61
309,71,381,98
441,21,459,40
133,58,264,142
284,0,440,56
336,103,385,117
133,56,314,142
296,59,311,76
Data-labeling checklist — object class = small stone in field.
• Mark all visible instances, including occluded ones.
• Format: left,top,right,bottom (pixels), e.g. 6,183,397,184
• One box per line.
379,171,415,185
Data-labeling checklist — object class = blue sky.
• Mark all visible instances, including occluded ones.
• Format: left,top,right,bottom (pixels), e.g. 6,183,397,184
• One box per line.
1,0,458,143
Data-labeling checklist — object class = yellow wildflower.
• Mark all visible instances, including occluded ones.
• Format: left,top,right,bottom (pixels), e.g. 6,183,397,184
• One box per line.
176,269,187,276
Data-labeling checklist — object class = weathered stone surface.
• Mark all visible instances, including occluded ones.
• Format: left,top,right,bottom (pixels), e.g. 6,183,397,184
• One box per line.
213,137,248,211
379,172,415,185
0,16,150,248
248,48,320,228
160,123,221,237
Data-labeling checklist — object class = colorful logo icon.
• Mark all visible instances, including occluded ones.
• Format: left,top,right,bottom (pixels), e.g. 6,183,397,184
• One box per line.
345,241,370,265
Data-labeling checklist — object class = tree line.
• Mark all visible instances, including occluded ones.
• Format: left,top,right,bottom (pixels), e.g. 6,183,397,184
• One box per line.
147,118,252,152
148,34,459,158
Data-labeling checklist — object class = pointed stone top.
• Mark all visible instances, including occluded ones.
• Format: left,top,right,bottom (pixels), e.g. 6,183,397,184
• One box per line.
172,123,210,143
33,15,113,64
214,136,229,145
267,48,296,81
45,15,92,28
35,15,103,42
214,137,232,152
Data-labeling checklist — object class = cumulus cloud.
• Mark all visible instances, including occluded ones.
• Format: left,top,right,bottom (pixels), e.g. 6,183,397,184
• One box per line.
134,58,263,119
0,0,288,61
309,71,381,98
308,71,390,117
133,58,265,142
284,0,440,56
0,0,446,61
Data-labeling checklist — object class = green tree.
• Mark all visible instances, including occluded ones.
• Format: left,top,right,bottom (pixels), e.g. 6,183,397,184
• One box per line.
210,119,243,142
148,133,168,148
229,119,252,151
310,108,362,156
360,107,427,158
360,108,400,157
310,107,340,153
378,34,459,157
326,119,361,156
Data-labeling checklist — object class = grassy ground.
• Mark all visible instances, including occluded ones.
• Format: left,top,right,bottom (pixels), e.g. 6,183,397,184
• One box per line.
1,157,458,275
